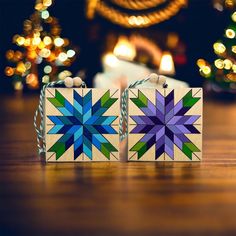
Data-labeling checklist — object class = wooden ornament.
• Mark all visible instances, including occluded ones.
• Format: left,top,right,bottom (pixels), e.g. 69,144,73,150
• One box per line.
128,88,203,161
45,88,120,162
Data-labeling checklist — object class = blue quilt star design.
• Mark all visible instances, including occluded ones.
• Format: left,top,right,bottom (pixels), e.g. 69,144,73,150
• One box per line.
47,89,118,160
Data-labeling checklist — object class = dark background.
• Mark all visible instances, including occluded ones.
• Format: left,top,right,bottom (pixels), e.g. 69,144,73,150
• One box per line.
0,0,229,92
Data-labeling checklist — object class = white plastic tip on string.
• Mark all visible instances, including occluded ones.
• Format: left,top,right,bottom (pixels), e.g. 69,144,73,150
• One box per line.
64,77,74,88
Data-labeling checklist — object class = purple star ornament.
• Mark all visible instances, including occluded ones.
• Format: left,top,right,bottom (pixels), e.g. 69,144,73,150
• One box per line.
128,88,202,161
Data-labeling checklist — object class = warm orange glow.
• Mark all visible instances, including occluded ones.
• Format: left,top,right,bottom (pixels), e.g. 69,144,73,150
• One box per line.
26,73,37,84
32,36,41,46
27,50,37,60
197,59,206,68
16,36,25,46
14,81,23,90
113,36,136,61
6,50,14,60
26,73,39,88
102,53,119,68
14,51,23,61
24,38,31,47
43,0,52,7
5,67,14,76
5,0,76,90
159,52,175,75
38,41,45,49
16,62,26,74
35,3,44,11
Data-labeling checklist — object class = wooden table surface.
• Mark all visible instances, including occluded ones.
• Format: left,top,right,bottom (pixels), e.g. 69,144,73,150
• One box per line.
1,94,236,236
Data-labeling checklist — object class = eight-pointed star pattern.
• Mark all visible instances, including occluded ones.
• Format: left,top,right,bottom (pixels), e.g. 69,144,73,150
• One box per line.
45,88,119,162
128,88,202,161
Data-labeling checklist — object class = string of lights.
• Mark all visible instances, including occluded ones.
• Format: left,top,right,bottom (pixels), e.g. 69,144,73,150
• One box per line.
86,0,187,28
5,0,77,90
197,10,236,89
110,0,167,10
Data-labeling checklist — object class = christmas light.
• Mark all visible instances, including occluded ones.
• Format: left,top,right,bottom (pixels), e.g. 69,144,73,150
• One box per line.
213,42,226,54
16,36,25,46
87,0,187,28
232,45,236,53
37,41,45,50
32,36,41,46
198,5,236,90
201,66,211,76
214,59,224,69
128,15,146,26
227,73,236,82
26,73,37,84
6,50,14,60
39,48,51,58
197,59,206,68
58,52,68,62
225,0,234,8
43,0,52,7
24,38,31,47
67,49,76,58
5,0,77,90
35,56,43,64
14,51,23,61
232,12,236,22
42,75,50,83
25,61,31,70
43,36,52,45
35,3,44,11
5,67,14,76
27,50,37,60
232,64,236,72
28,75,39,88
16,62,26,74
224,59,233,69
41,10,49,19
226,28,235,38
14,81,23,90
44,65,52,74
54,37,64,47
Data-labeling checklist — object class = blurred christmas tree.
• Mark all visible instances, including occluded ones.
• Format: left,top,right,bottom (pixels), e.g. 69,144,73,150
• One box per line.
5,0,77,90
197,2,236,92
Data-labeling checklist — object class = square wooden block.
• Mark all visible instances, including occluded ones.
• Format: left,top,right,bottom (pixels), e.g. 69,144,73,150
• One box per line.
45,88,120,162
128,88,202,161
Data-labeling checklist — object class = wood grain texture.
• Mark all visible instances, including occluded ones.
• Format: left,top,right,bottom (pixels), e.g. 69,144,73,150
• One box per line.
1,94,236,235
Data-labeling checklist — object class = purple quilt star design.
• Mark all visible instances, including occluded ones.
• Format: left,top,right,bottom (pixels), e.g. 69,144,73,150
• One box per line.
129,89,201,160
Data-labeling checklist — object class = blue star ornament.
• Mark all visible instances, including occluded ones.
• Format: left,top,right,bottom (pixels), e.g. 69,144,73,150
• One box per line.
45,88,120,161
